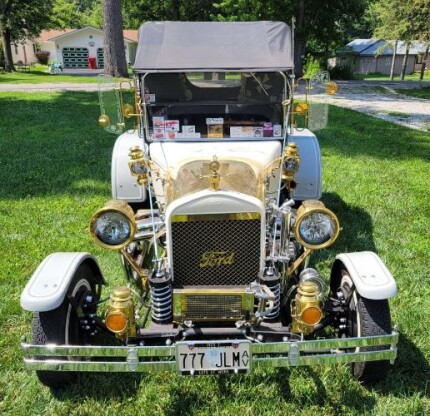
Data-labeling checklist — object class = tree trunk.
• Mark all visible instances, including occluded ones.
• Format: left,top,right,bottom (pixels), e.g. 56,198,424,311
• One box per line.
294,0,306,77
420,44,429,81
389,40,397,81
1,27,15,72
400,42,410,81
172,0,180,20
103,0,128,78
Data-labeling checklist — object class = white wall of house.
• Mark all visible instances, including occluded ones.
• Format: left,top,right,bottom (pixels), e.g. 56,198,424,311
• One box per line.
354,55,416,75
40,41,58,63
41,27,135,68
11,39,38,64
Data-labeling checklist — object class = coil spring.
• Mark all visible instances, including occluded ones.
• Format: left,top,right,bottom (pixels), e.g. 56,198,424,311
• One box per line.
266,282,281,320
149,279,172,324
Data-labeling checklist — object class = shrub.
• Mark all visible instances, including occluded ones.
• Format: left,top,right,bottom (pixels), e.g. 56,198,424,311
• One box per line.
35,50,50,65
302,55,321,79
328,63,355,80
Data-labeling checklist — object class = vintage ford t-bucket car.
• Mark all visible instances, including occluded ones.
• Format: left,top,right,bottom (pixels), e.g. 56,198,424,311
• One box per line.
21,21,398,388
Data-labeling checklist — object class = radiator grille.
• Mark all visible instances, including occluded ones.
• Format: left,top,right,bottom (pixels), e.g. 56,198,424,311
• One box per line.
171,216,261,286
185,295,243,320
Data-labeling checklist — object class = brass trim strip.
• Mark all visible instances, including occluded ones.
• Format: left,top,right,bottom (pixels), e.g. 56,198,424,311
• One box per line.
171,212,261,222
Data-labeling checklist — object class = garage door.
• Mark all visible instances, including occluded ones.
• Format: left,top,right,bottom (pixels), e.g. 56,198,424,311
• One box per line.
62,47,89,69
97,48,104,69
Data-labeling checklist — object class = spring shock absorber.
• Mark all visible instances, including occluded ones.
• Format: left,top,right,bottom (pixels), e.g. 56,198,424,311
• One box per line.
260,267,281,321
148,268,172,324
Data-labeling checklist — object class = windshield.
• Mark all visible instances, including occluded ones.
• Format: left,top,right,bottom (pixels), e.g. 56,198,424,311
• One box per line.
142,72,288,141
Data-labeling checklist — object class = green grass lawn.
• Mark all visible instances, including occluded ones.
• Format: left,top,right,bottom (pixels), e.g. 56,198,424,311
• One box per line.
394,87,430,100
0,92,429,415
358,71,430,81
0,64,101,84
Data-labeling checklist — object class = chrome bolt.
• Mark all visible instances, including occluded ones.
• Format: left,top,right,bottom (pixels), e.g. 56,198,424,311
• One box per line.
257,334,264,342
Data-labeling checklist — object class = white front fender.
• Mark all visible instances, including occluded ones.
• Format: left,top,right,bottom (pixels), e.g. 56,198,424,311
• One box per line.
20,252,105,312
331,251,397,300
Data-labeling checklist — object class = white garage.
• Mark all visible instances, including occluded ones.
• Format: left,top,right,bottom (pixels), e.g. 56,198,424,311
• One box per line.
36,27,138,69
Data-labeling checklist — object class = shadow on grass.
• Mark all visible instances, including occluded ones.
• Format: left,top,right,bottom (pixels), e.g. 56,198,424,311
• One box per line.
376,332,430,398
50,372,144,401
0,91,116,199
319,106,430,162
311,192,376,268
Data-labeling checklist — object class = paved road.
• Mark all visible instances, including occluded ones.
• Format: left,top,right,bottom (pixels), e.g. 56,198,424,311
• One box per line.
0,82,99,92
0,79,429,131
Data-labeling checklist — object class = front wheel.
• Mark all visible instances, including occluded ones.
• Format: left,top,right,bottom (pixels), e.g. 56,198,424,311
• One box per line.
340,272,392,383
32,263,98,389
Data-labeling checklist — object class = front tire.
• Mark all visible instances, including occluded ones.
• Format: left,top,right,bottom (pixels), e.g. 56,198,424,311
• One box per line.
340,272,392,383
32,263,97,389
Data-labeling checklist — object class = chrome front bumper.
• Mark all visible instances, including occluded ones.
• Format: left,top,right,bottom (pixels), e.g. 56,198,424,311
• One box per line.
22,329,398,373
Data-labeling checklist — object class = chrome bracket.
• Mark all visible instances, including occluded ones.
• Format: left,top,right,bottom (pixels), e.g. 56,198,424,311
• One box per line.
127,348,139,372
390,325,399,365
288,342,300,366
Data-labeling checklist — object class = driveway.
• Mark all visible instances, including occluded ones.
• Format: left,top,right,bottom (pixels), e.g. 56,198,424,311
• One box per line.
0,79,429,131
324,81,430,131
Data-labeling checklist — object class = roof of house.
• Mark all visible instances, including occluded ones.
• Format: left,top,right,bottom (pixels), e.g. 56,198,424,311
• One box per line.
36,29,75,42
342,39,429,56
36,27,138,43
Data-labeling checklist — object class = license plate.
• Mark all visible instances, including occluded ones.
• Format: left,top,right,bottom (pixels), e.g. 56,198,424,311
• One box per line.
176,341,251,375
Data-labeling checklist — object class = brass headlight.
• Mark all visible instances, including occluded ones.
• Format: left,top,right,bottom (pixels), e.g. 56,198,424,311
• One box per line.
89,200,136,250
293,200,340,249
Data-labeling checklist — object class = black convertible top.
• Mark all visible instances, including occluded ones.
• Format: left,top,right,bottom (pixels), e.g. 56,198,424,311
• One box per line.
134,21,294,72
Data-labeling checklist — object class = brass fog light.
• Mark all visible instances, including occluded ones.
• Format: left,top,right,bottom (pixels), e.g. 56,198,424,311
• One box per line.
325,81,338,95
301,306,322,325
105,286,136,338
98,114,111,128
291,280,323,334
295,102,309,115
281,142,301,190
122,103,134,119
294,200,340,250
89,200,136,250
128,146,148,186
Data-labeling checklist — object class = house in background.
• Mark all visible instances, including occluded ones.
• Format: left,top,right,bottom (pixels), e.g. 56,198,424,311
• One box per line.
11,38,38,64
330,39,430,75
37,27,138,68
11,26,138,69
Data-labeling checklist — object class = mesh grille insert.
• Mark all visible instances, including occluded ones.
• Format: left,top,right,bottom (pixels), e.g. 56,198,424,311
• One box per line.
185,295,243,320
171,217,261,286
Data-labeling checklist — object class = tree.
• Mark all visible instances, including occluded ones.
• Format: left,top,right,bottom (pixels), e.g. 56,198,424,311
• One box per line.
50,0,103,29
212,0,369,76
372,0,430,80
103,0,128,77
50,0,85,29
0,0,53,71
121,0,217,28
